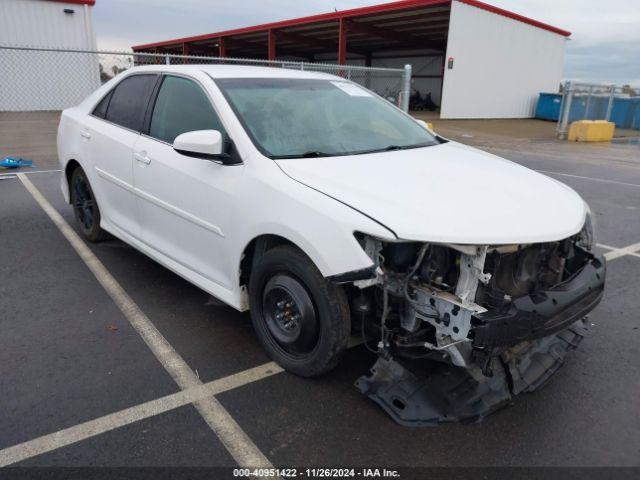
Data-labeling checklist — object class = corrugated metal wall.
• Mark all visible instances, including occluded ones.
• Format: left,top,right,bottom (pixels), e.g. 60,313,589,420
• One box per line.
440,0,566,119
0,0,99,111
0,0,96,49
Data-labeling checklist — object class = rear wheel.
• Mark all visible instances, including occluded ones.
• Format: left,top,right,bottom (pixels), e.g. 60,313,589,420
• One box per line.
70,167,108,242
249,245,350,377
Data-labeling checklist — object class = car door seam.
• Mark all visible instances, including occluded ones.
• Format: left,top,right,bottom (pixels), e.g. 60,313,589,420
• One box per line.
95,167,224,237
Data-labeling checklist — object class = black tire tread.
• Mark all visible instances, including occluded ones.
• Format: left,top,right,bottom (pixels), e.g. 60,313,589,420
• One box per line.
70,167,109,243
249,245,350,377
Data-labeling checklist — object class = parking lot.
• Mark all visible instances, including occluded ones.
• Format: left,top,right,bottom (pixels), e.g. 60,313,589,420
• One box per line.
1,112,639,475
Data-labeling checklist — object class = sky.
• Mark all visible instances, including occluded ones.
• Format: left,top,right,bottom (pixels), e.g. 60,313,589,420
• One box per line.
93,0,640,85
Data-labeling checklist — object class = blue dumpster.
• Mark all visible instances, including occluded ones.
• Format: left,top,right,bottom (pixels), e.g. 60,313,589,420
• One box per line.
633,99,640,129
610,97,640,129
535,93,562,121
535,93,640,130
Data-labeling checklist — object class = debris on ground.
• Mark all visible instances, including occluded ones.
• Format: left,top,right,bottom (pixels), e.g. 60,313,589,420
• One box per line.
0,157,35,169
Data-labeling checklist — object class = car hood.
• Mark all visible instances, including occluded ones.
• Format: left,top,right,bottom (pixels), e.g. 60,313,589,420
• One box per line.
275,142,586,244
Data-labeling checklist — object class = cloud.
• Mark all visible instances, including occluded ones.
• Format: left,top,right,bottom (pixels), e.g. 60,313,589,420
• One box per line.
565,40,640,85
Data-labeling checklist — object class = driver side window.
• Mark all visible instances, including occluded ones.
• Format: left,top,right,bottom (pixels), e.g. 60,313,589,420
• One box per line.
149,76,225,144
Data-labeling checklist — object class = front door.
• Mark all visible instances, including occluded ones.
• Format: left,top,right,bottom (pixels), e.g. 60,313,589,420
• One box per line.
132,74,242,290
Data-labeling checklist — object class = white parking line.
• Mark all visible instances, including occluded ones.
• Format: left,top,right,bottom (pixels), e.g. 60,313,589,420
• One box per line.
11,171,637,467
15,173,275,469
0,169,61,177
0,363,282,467
598,242,640,260
537,170,640,189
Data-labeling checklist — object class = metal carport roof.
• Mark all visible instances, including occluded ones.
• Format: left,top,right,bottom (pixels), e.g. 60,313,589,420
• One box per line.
131,0,570,63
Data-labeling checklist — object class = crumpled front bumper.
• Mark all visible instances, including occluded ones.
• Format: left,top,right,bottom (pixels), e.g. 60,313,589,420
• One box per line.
471,253,606,348
357,318,590,426
356,251,606,427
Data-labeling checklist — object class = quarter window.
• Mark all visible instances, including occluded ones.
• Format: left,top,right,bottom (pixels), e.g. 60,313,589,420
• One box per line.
149,76,225,144
92,90,112,119
104,74,157,132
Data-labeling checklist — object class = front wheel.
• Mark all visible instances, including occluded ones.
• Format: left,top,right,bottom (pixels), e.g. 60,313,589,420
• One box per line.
249,245,351,377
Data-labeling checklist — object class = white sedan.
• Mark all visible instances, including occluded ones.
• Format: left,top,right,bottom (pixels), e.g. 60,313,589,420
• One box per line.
58,65,605,424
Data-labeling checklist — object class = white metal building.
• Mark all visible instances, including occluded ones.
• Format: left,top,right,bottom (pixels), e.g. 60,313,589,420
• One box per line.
0,0,99,111
440,1,567,118
133,0,570,119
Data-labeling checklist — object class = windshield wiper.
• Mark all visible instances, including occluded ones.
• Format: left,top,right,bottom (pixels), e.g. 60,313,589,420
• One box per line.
271,142,436,160
385,142,438,151
301,151,332,158
271,151,337,159
360,142,437,155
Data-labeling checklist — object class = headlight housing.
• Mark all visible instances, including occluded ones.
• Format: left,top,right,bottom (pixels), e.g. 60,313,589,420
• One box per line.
577,204,595,251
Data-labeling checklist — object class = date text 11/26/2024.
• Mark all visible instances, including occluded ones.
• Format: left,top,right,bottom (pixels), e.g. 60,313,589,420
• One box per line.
233,468,401,478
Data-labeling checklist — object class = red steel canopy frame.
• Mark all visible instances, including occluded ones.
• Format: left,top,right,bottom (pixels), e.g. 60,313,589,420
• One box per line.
132,0,570,63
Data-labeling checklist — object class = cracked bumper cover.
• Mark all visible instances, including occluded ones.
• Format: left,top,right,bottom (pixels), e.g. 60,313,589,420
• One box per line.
471,253,605,348
357,253,605,426
357,319,589,426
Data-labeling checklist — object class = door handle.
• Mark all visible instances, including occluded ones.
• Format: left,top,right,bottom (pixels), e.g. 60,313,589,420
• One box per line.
80,130,91,139
134,152,151,165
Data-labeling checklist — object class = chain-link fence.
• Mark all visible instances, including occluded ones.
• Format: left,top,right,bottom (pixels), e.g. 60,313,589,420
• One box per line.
556,81,640,138
0,45,411,112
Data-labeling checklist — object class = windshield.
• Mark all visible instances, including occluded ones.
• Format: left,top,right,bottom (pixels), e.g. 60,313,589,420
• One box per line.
215,78,438,159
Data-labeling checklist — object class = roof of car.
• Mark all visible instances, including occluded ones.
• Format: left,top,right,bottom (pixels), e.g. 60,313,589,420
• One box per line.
130,64,341,80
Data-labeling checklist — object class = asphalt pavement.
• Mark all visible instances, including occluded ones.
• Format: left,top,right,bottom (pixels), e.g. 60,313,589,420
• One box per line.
1,121,639,476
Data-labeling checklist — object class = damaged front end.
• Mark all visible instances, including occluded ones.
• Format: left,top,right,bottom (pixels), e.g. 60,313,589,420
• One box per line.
342,225,605,426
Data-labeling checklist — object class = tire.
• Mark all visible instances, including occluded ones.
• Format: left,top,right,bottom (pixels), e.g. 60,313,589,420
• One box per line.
70,167,109,242
249,245,351,377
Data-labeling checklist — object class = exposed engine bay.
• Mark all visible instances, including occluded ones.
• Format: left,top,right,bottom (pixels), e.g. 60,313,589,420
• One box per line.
343,227,605,426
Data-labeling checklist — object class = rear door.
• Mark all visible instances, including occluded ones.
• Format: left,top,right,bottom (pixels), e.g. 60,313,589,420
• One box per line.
83,73,159,239
132,74,242,289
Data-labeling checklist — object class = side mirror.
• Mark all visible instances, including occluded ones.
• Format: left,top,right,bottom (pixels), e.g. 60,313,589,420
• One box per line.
173,130,240,164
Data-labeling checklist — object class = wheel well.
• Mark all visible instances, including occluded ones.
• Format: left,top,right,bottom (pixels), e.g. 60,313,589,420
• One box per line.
239,234,297,288
64,159,81,202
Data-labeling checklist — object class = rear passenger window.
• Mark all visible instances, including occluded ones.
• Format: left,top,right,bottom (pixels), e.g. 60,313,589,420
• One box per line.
104,74,157,131
149,76,225,144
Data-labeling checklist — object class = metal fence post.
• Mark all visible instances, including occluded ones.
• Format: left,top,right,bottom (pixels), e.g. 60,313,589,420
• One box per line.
605,84,615,122
165,54,170,65
584,85,593,119
557,80,573,139
400,64,412,112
